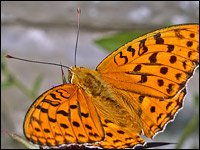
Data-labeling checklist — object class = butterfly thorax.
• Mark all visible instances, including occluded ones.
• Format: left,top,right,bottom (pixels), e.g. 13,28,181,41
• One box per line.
69,66,113,98
69,67,102,93
68,66,142,130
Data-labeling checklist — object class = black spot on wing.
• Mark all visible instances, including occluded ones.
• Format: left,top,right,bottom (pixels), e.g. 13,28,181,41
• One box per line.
150,106,155,113
134,64,142,72
170,56,177,63
149,53,158,63
57,110,68,116
154,33,164,44
50,93,61,101
48,116,56,123
167,45,174,52
60,123,68,129
187,41,193,47
43,99,60,107
139,38,148,56
70,105,77,109
160,67,168,75
138,75,147,83
114,51,128,65
85,124,92,130
44,129,50,133
127,46,136,57
81,112,89,118
158,79,164,86
106,132,113,137
72,121,80,127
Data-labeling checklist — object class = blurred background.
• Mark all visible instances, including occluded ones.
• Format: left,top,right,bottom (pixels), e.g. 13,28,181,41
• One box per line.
1,1,199,149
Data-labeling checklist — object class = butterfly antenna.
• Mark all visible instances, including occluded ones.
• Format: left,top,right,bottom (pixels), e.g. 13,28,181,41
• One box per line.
74,8,81,67
4,54,71,70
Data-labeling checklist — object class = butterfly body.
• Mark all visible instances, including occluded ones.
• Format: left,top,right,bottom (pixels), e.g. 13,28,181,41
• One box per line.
23,24,199,149
69,67,138,130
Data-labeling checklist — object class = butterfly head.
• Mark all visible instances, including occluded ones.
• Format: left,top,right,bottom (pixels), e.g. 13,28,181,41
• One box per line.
68,66,87,84
68,66,101,90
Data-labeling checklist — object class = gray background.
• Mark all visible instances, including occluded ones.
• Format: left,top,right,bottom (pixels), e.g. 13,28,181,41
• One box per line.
1,1,199,149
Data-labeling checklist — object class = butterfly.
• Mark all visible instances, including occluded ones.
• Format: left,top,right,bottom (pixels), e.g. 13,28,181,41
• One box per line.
23,24,199,149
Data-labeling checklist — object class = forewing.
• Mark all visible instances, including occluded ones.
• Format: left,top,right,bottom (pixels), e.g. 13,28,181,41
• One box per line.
97,24,199,99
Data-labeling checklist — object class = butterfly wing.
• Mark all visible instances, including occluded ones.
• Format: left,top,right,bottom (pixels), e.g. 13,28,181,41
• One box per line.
93,116,145,149
91,87,186,149
23,84,104,147
96,24,199,99
139,88,187,138
112,87,187,139
94,24,199,148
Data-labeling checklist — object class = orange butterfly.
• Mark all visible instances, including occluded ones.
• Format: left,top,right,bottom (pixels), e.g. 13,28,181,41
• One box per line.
22,24,199,149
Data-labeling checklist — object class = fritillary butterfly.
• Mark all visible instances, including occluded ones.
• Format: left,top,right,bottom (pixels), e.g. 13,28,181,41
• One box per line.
22,24,199,149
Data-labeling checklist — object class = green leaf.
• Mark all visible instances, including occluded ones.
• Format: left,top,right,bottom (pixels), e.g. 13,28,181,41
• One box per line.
1,80,14,89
